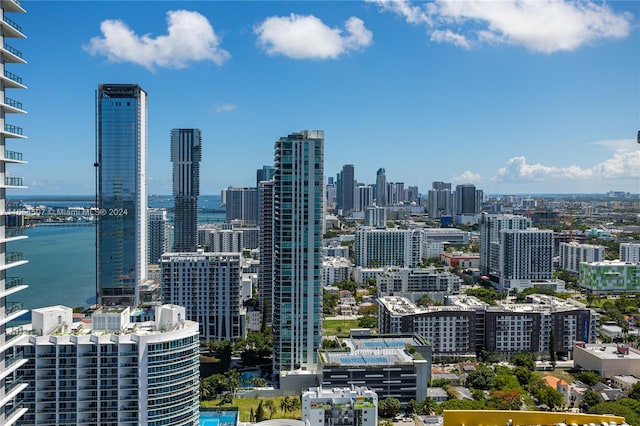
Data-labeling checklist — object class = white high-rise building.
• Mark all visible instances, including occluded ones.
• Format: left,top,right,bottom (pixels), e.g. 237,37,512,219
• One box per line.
161,252,242,341
619,242,640,263
479,213,531,276
559,242,606,274
499,229,554,291
354,227,422,268
364,206,386,228
272,130,323,375
0,0,28,423
354,184,374,212
16,304,200,426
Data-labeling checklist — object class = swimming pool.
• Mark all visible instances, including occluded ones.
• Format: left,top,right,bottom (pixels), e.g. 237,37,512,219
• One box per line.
199,410,238,426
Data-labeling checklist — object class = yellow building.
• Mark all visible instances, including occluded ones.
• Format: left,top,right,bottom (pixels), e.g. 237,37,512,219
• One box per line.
443,410,626,426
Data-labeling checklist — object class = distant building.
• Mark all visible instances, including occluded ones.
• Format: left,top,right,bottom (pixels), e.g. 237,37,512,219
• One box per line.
364,206,386,228
16,304,200,426
337,164,355,214
579,261,640,294
258,179,275,325
302,386,378,426
498,228,554,292
453,184,483,224
354,184,374,212
322,257,352,286
559,242,605,274
439,252,480,269
171,128,201,252
161,252,243,341
224,187,258,225
479,213,531,276
422,228,470,244
619,242,640,263
428,181,452,219
375,168,387,206
148,208,169,265
354,227,422,268
377,267,460,297
378,294,597,358
199,227,243,252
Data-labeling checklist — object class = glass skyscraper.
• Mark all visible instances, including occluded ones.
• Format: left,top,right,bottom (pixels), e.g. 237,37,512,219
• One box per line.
171,128,201,252
96,84,148,307
272,130,324,374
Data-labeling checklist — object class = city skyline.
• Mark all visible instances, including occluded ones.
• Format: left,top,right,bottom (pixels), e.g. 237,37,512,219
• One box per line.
13,0,640,195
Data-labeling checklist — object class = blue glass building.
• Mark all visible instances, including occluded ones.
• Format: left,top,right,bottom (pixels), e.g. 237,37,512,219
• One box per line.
96,84,148,306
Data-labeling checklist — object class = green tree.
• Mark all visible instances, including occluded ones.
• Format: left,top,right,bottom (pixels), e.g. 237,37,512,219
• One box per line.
510,351,536,370
263,399,276,419
358,315,377,328
513,366,532,387
379,397,401,418
574,371,603,386
416,397,438,415
628,381,640,401
255,400,266,422
466,365,496,390
580,389,603,411
589,398,640,426
536,386,565,410
487,389,522,410
494,372,521,391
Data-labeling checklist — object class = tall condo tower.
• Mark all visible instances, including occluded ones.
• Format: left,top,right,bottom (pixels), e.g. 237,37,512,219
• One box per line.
0,0,29,423
273,130,324,374
338,164,354,214
376,167,387,206
171,128,202,252
96,84,148,307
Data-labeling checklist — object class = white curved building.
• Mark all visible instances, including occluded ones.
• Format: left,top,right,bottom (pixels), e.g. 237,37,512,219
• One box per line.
15,304,200,425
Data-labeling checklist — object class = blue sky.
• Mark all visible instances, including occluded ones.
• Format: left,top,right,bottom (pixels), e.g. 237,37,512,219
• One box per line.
10,0,640,195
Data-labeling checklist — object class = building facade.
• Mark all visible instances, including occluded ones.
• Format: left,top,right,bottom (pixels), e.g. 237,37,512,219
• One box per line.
375,168,387,206
302,386,378,426
224,187,258,226
619,243,640,263
377,267,459,296
147,208,168,265
272,130,324,374
337,164,355,214
96,84,148,306
498,229,554,291
559,242,605,274
0,0,29,422
171,128,201,252
161,252,243,341
16,305,200,426
579,261,640,294
258,179,275,326
354,227,422,268
479,213,531,276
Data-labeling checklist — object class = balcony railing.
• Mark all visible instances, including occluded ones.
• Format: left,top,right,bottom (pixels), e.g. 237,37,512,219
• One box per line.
5,177,24,187
6,301,23,315
5,351,23,369
6,326,23,342
4,399,24,423
3,69,22,84
2,16,22,34
3,43,22,59
6,277,23,289
5,150,23,161
5,228,23,238
4,123,23,135
4,96,22,110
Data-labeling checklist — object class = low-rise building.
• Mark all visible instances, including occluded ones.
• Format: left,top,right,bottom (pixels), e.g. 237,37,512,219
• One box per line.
318,334,431,404
439,251,480,269
573,342,640,378
302,386,378,426
579,261,640,294
322,257,352,286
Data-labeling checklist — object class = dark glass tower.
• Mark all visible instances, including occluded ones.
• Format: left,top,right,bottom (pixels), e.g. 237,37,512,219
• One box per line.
171,128,202,252
96,84,148,307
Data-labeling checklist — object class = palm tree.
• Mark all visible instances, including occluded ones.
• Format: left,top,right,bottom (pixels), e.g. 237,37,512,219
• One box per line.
263,399,276,419
224,369,241,397
199,379,212,401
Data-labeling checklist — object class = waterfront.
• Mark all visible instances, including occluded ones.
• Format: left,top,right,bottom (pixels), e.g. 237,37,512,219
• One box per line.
8,195,225,315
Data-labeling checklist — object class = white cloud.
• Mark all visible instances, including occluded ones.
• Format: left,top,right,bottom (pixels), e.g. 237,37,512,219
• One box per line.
370,0,632,53
84,10,230,70
591,138,636,151
213,103,237,113
493,149,640,183
453,170,482,183
254,14,372,59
